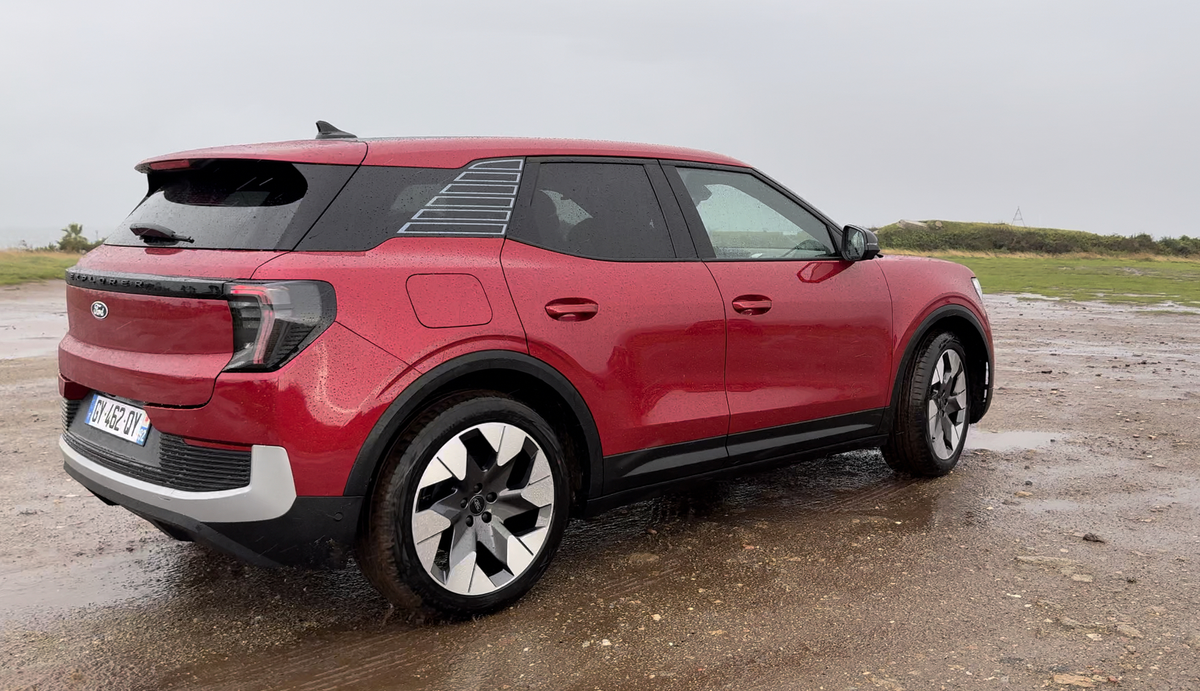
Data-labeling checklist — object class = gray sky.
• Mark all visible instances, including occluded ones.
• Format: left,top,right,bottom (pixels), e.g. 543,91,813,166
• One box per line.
2,0,1197,246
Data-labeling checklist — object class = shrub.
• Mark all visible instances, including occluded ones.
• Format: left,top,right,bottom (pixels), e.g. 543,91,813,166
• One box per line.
57,223,103,253
876,221,1198,257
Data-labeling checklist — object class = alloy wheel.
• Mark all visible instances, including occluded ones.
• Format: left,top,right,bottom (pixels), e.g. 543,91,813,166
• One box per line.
409,422,555,596
927,349,968,460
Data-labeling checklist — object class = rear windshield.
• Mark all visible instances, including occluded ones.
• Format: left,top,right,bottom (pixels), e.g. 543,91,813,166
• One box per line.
107,160,356,250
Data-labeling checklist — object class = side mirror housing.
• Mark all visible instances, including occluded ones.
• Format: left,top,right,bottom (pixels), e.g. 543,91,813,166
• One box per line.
841,225,880,261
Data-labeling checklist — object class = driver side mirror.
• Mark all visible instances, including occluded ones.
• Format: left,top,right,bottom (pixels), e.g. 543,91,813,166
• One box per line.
841,225,881,261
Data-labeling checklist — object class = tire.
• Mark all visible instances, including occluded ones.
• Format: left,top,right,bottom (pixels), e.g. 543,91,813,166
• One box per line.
882,331,970,477
357,392,570,616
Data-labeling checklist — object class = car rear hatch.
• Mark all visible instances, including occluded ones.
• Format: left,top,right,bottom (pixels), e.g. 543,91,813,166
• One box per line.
60,142,364,406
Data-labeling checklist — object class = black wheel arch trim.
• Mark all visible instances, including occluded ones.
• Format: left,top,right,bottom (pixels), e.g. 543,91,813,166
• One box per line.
343,350,603,508
885,304,994,430
584,434,888,518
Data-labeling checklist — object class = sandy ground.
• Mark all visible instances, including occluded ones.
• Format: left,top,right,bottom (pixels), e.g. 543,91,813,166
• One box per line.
1,283,1199,690
0,281,67,360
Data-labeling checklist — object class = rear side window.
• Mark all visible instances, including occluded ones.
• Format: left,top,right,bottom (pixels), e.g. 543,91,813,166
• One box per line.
108,160,356,250
297,159,525,251
512,163,675,260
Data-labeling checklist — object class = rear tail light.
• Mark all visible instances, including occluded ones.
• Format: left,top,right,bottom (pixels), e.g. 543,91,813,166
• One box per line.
224,281,336,372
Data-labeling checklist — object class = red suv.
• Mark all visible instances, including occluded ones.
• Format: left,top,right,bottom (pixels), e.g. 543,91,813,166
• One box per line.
59,123,993,615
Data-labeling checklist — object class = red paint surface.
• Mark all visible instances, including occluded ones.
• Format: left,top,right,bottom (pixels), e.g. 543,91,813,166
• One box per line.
60,338,231,408
137,139,367,171
406,274,493,328
705,259,894,434
501,241,728,455
877,256,994,390
59,375,89,400
251,237,527,373
59,246,282,406
137,137,743,172
144,322,405,496
65,286,232,355
362,138,746,168
59,287,234,406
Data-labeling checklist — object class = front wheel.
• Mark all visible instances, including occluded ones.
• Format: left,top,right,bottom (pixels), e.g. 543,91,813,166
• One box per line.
882,332,970,477
357,393,570,616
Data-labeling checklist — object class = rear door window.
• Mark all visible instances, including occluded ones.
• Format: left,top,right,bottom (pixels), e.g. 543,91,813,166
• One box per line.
511,162,676,260
108,160,357,250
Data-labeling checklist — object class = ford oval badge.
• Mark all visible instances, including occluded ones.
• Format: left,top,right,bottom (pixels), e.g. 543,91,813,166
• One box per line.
91,301,108,320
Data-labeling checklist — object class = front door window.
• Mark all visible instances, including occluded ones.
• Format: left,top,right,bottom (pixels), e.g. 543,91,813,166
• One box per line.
676,168,837,260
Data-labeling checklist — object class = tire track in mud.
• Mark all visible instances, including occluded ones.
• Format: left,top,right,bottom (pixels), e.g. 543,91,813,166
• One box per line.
173,627,452,691
582,559,685,602
166,479,935,691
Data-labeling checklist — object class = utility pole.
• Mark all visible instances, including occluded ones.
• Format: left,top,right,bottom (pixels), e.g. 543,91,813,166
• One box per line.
1012,207,1026,226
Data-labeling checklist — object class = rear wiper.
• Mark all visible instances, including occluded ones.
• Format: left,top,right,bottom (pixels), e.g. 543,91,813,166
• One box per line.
130,223,195,245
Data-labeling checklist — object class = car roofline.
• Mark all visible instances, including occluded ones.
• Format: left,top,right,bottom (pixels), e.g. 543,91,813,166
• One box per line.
136,136,749,172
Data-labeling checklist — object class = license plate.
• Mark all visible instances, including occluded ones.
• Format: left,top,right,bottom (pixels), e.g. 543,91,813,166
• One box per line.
85,394,152,446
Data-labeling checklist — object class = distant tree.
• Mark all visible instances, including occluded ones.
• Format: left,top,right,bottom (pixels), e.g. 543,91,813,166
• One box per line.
58,223,100,253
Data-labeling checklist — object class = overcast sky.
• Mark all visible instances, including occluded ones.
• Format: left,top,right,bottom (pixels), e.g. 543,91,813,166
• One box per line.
2,0,1197,246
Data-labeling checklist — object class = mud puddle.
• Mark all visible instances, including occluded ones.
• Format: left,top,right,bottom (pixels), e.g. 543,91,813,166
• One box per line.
994,293,1200,316
160,449,946,691
0,551,160,623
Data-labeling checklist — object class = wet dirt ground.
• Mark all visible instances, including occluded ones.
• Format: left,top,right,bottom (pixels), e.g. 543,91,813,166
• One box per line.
2,283,1199,690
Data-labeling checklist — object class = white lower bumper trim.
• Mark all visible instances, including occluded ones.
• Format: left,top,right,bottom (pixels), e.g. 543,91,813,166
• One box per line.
61,436,297,523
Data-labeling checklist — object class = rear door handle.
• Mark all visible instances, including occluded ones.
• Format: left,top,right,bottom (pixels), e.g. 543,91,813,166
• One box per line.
731,295,772,316
545,298,599,322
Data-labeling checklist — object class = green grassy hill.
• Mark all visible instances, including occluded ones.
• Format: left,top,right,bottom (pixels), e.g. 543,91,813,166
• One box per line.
876,220,1200,257
0,250,79,286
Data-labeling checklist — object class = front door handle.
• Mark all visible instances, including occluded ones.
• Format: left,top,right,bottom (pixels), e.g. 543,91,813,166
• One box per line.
545,298,599,322
731,295,772,316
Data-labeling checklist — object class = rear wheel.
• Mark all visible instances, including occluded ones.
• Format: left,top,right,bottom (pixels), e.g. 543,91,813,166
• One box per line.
882,332,970,477
357,393,570,616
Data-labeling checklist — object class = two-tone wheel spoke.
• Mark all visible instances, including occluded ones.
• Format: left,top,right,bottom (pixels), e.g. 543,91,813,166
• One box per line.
927,349,968,460
409,422,556,596
490,489,539,522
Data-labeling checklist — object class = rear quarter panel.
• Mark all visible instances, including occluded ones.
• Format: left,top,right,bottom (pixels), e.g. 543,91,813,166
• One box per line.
249,237,527,372
144,322,406,496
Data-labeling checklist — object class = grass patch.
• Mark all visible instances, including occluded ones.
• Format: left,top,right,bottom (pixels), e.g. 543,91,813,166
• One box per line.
0,251,79,286
877,219,1200,257
914,253,1200,307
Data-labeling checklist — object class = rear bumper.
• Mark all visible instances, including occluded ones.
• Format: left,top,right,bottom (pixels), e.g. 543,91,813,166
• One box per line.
61,436,360,568
62,435,296,522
